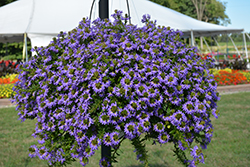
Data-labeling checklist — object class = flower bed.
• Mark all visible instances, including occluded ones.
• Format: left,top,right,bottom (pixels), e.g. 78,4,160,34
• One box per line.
0,74,19,98
0,84,15,98
210,68,250,86
0,74,19,84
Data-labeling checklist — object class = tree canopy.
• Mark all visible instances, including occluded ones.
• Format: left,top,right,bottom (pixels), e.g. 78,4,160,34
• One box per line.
150,0,230,25
0,0,17,8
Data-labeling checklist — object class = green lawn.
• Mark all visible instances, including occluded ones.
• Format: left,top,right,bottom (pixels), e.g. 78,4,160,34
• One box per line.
218,41,250,46
0,92,250,167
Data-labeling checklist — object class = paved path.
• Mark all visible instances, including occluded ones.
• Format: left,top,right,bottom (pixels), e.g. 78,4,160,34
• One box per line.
1,84,250,108
217,84,250,95
0,98,15,108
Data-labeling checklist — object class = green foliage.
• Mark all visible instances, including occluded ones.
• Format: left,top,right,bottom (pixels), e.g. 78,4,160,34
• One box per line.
216,33,250,43
0,0,17,7
0,42,32,61
131,136,149,166
150,0,196,19
204,0,230,25
149,0,230,25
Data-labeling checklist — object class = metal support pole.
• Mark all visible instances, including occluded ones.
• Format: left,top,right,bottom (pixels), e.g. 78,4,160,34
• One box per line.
99,0,111,162
190,30,194,46
203,37,212,53
213,37,221,59
203,37,217,63
24,33,28,62
246,33,250,40
22,34,26,62
213,37,221,50
213,37,220,61
101,144,111,160
229,35,241,60
226,34,229,56
5,43,8,57
243,32,249,68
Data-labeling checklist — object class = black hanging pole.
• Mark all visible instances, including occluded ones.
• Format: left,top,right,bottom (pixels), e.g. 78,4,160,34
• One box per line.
99,0,111,163
99,0,109,20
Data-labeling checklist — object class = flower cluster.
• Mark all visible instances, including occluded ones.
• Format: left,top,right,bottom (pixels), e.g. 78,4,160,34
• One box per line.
13,11,220,167
198,52,221,61
0,74,19,84
0,74,18,98
228,54,241,59
239,71,250,82
0,84,15,98
211,68,249,86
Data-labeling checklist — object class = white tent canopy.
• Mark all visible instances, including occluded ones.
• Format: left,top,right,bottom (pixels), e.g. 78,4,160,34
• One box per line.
0,0,244,48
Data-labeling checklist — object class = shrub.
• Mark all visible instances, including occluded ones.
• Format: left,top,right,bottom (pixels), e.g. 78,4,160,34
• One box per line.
0,60,22,77
13,11,220,167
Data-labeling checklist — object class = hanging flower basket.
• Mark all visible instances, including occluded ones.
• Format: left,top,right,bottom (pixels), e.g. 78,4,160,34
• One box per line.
13,11,220,167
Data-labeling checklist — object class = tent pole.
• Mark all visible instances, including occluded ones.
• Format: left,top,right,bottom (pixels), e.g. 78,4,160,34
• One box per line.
213,37,221,61
190,30,194,46
243,32,249,69
195,40,202,56
22,34,26,62
246,33,250,40
24,33,28,62
213,37,221,51
229,35,242,60
203,37,212,53
226,35,229,56
203,37,216,61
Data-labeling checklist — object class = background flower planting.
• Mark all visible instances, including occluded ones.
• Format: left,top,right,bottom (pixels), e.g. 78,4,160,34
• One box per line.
210,68,250,86
0,84,15,98
0,74,18,98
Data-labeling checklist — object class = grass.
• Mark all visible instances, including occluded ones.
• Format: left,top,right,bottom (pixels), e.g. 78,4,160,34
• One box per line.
0,92,250,167
199,42,250,53
218,41,250,47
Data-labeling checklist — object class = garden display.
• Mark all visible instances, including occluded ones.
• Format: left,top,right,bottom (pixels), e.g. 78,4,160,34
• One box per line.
13,11,220,167
210,68,250,86
0,84,15,98
0,59,22,77
0,74,18,98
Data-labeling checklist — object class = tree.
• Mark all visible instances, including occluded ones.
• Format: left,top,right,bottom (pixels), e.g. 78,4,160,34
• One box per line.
150,0,231,50
204,0,230,25
190,0,208,49
150,0,230,25
191,0,208,21
0,0,17,7
150,0,197,19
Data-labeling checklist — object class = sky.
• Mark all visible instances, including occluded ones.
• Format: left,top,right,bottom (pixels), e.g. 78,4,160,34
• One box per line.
223,0,250,33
